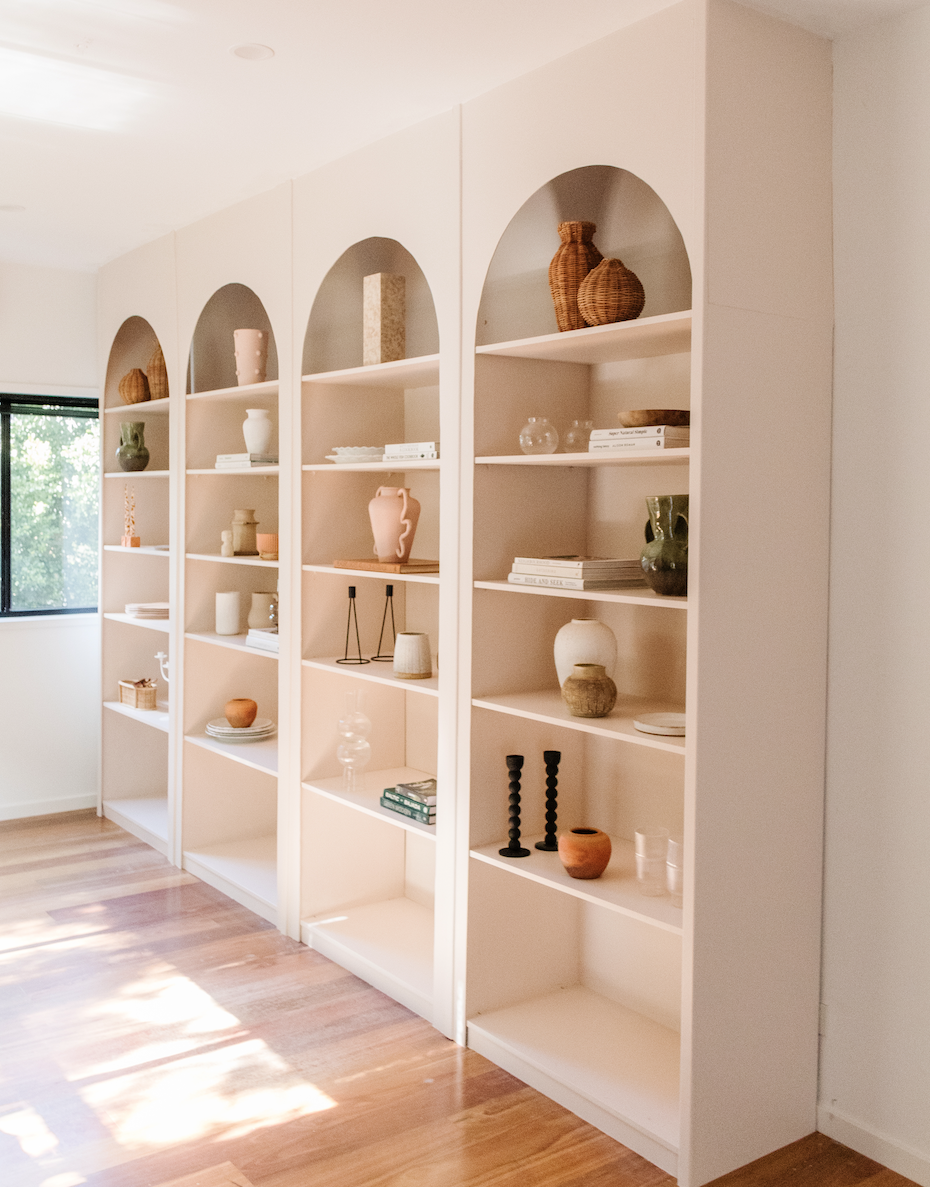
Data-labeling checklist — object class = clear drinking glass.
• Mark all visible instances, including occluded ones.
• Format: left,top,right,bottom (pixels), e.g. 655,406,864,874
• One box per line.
519,417,559,454
635,826,670,896
337,689,372,791
667,834,684,907
563,419,594,452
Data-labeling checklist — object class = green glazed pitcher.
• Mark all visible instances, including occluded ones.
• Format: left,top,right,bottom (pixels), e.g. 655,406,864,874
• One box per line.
641,494,688,596
117,422,150,472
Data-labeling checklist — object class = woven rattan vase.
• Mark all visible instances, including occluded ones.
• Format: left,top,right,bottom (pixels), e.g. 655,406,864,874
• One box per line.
548,221,603,332
577,258,645,326
118,368,150,405
147,344,168,400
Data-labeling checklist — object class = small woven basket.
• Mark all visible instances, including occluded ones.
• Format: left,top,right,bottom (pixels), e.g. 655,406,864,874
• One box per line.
548,221,603,332
119,680,157,710
147,344,169,400
577,258,645,326
118,368,150,405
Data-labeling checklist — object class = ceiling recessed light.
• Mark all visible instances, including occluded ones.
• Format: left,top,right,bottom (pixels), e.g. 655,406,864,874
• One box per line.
0,205,25,213
231,44,274,61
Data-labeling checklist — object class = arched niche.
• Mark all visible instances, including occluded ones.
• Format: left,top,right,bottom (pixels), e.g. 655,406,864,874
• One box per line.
476,165,692,346
105,315,166,407
103,315,169,472
303,237,439,375
188,283,278,394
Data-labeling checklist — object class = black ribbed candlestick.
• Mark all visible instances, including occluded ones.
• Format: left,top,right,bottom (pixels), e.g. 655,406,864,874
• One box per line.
535,749,561,851
500,754,530,857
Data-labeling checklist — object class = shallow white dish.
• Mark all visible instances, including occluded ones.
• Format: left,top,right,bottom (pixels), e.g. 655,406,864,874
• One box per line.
206,717,276,740
633,712,686,736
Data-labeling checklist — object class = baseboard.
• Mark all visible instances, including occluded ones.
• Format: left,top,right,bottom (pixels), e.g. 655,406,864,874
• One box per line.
818,1102,930,1186
0,794,97,822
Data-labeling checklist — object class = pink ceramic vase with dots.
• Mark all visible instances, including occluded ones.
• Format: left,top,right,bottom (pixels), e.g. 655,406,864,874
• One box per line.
368,487,421,563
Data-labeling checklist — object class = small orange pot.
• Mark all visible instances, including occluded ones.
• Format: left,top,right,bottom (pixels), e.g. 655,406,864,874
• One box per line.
558,827,612,879
225,698,258,728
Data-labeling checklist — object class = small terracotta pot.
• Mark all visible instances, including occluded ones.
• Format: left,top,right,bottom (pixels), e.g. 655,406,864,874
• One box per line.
560,663,617,718
225,698,258,728
558,828,612,879
256,532,278,560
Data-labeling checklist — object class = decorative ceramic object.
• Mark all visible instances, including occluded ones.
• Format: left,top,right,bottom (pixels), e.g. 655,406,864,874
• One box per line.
618,409,690,428
232,508,259,556
118,368,150,405
337,689,372,791
363,272,406,365
563,420,594,451
154,651,170,683
548,221,603,332
499,755,530,858
368,486,421,563
553,618,617,686
215,591,240,635
535,750,561,852
121,485,139,547
577,257,645,325
561,663,617,718
147,344,168,400
641,494,689,596
116,422,149,472
256,532,278,560
220,530,234,557
558,827,612,879
336,585,369,665
519,417,559,455
393,632,432,680
225,698,258,728
242,408,274,455
248,592,278,629
233,329,268,386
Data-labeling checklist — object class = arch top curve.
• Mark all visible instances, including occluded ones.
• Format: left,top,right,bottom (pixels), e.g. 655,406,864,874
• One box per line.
476,164,692,347
104,315,167,410
188,282,278,395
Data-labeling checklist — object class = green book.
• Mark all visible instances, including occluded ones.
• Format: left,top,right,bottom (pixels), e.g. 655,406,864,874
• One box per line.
380,793,436,824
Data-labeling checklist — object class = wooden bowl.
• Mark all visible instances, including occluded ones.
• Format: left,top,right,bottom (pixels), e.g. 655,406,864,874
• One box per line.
618,409,690,428
225,698,258,728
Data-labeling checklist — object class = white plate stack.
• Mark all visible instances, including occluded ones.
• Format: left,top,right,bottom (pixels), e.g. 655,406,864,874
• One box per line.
205,717,277,743
125,602,170,619
326,446,384,464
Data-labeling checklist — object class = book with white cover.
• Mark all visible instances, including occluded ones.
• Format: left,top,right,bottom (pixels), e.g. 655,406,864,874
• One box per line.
589,426,689,440
588,437,688,452
512,560,639,578
383,441,438,455
507,572,646,591
513,555,639,570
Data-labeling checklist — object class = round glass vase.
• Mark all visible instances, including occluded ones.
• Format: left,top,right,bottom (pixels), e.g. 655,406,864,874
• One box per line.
336,689,372,792
519,417,559,454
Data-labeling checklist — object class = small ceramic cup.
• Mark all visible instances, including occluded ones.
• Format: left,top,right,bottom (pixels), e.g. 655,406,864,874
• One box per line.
256,532,278,560
393,632,432,680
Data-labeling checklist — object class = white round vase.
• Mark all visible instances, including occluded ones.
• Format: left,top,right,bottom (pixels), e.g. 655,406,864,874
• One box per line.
242,408,273,455
393,632,432,680
553,619,618,687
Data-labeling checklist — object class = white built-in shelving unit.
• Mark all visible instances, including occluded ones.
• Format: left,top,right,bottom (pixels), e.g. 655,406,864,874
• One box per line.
96,5,833,1183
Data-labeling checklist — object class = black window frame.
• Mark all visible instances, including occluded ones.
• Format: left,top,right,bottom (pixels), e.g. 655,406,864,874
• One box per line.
0,392,100,618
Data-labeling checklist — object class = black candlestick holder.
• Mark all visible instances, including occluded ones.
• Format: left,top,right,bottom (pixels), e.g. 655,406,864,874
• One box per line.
499,754,530,857
535,749,561,851
336,585,370,664
370,583,396,661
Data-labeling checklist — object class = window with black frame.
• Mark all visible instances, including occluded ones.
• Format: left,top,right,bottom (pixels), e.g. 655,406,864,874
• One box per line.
0,394,100,617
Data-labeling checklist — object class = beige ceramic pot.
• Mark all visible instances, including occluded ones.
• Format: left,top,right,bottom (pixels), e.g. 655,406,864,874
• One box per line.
225,698,258,728
560,663,617,718
558,827,612,879
368,486,421,563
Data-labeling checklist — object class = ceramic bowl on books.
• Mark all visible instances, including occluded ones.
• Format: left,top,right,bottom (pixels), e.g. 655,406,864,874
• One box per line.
618,409,691,428
329,446,384,462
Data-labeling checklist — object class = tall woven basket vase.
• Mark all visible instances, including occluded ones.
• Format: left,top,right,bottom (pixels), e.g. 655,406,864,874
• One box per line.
147,344,169,400
577,258,646,326
548,221,603,332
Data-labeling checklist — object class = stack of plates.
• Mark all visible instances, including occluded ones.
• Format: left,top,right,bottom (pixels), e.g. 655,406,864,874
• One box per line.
125,602,170,619
206,717,276,743
326,446,384,464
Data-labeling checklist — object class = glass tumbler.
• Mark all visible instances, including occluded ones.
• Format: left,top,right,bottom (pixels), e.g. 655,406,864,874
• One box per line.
635,826,670,896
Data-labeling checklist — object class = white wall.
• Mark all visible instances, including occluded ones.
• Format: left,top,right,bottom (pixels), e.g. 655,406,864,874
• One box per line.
0,261,100,820
821,8,930,1184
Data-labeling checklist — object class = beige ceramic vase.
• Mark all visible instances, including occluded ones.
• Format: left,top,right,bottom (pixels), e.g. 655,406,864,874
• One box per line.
560,662,617,718
225,698,257,728
368,486,421,563
558,827,612,879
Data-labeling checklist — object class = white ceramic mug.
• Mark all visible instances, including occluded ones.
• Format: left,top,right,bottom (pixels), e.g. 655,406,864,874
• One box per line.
215,591,241,636
393,632,432,680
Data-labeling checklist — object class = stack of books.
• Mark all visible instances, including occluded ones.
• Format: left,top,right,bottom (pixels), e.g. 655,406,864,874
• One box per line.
124,601,169,619
246,627,279,653
508,555,645,590
215,452,278,470
382,441,438,462
380,778,437,825
588,426,689,453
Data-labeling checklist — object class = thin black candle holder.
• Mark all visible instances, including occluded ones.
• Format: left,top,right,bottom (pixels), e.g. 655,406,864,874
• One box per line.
535,749,561,851
336,585,370,665
499,754,530,857
370,583,396,661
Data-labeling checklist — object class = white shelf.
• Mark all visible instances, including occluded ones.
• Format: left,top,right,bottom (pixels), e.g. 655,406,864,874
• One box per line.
475,580,686,609
467,986,679,1173
185,552,279,568
103,400,170,416
103,544,170,556
187,467,280,476
302,353,440,388
185,630,279,658
187,379,279,402
103,796,169,854
183,835,277,924
476,311,692,366
302,656,438,696
475,450,689,466
302,563,440,586
103,612,171,632
185,732,279,775
104,699,169,732
302,897,434,1019
472,690,686,752
302,767,437,838
470,834,682,933
104,469,170,478
302,460,439,472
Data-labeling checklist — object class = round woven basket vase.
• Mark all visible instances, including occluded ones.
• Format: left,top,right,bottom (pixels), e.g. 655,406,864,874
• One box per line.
577,258,645,326
548,221,603,332
118,368,150,405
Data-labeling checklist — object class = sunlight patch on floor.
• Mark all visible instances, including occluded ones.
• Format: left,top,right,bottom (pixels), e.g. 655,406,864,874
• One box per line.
0,1105,59,1157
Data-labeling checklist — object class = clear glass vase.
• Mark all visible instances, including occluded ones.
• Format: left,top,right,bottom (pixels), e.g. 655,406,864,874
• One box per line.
519,416,559,455
336,689,372,791
563,419,593,452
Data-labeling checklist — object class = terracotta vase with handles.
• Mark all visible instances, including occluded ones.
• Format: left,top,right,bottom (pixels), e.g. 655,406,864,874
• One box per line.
368,486,421,563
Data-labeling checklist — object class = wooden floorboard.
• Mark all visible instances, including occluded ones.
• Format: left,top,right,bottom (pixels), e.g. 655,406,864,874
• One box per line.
0,810,917,1187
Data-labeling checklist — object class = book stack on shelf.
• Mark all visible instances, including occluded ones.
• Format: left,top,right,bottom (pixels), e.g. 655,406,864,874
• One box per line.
588,426,689,453
215,452,278,470
382,440,438,462
380,778,437,825
246,627,279,653
507,556,646,591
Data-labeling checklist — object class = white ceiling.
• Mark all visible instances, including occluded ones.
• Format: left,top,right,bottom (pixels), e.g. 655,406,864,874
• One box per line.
0,0,922,273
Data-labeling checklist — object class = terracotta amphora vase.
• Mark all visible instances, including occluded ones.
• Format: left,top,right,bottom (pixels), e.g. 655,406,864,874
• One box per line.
368,486,421,563
558,827,612,879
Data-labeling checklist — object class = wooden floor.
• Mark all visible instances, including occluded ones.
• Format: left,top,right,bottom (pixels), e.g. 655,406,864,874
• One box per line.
0,811,916,1187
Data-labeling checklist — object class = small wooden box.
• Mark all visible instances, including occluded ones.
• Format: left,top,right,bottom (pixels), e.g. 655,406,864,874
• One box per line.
119,680,157,710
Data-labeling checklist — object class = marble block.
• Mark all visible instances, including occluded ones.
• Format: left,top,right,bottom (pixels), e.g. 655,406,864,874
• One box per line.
363,272,405,365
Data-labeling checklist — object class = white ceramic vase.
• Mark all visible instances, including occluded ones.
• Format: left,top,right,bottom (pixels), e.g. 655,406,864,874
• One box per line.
215,591,241,636
242,408,273,455
553,618,617,687
393,632,432,680
233,328,268,386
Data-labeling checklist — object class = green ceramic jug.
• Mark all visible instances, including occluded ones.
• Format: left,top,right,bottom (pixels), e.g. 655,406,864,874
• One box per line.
641,494,688,596
117,422,150,472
